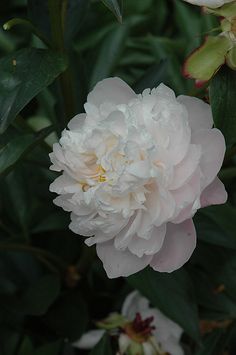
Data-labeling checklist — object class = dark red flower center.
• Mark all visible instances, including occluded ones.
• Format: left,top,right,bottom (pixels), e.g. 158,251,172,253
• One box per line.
122,312,156,343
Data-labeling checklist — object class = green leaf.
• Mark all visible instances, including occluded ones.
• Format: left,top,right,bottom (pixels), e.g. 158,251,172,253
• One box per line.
89,333,112,355
18,337,34,355
194,329,226,355
20,273,60,315
210,66,236,148
31,211,70,234
133,60,169,93
65,0,90,44
34,340,63,355
101,0,123,23
0,125,53,176
0,48,66,133
174,0,201,47
127,268,200,342
45,291,88,341
195,205,236,250
89,22,129,88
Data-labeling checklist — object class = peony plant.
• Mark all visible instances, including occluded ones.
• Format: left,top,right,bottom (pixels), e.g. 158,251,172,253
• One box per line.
49,77,227,278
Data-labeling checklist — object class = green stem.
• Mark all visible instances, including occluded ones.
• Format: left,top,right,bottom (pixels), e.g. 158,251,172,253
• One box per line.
0,243,67,272
3,18,51,48
48,0,76,123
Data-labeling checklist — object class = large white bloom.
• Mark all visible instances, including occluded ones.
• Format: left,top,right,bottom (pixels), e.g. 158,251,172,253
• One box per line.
183,0,234,8
49,77,227,278
74,291,183,355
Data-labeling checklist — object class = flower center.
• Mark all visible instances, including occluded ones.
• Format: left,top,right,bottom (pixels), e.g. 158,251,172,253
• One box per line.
123,312,156,343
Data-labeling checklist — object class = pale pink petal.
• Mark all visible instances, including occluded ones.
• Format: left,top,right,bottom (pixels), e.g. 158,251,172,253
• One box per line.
49,174,80,194
96,241,152,278
87,77,136,108
121,291,149,318
192,128,226,188
169,144,201,190
177,95,213,131
128,225,166,257
150,219,196,272
152,309,183,342
161,337,184,355
171,168,201,218
200,177,227,208
183,0,232,8
67,113,86,131
73,330,105,349
114,211,142,250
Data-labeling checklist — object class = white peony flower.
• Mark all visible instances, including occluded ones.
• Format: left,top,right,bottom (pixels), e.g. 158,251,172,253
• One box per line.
49,77,227,278
183,0,234,8
73,291,184,355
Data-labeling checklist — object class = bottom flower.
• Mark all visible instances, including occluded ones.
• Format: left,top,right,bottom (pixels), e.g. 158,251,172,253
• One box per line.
73,291,183,355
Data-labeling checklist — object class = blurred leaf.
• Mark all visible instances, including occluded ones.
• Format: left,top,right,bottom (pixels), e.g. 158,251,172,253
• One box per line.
45,291,88,341
20,273,60,315
27,0,50,39
101,0,123,23
191,268,236,319
65,0,90,44
133,60,168,93
190,243,236,318
0,126,53,177
194,329,227,355
149,36,187,94
0,48,66,133
0,134,33,175
174,0,201,48
2,168,31,233
127,268,200,342
74,23,116,52
195,204,236,250
89,333,112,355
89,22,129,87
210,65,236,148
18,337,34,355
31,211,70,234
34,340,63,355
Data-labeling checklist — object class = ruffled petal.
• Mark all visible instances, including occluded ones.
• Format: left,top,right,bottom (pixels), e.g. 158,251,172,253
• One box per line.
128,224,166,257
191,128,226,188
200,177,227,207
67,113,86,131
150,219,196,272
96,241,152,278
169,144,201,190
87,77,136,108
177,95,213,131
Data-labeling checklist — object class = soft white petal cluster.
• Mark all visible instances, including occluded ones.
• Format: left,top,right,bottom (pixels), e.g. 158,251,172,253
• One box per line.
74,291,183,355
49,78,227,278
183,0,234,8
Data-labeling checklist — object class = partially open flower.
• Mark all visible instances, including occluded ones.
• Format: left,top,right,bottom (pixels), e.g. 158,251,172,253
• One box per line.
73,291,183,355
49,77,227,278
